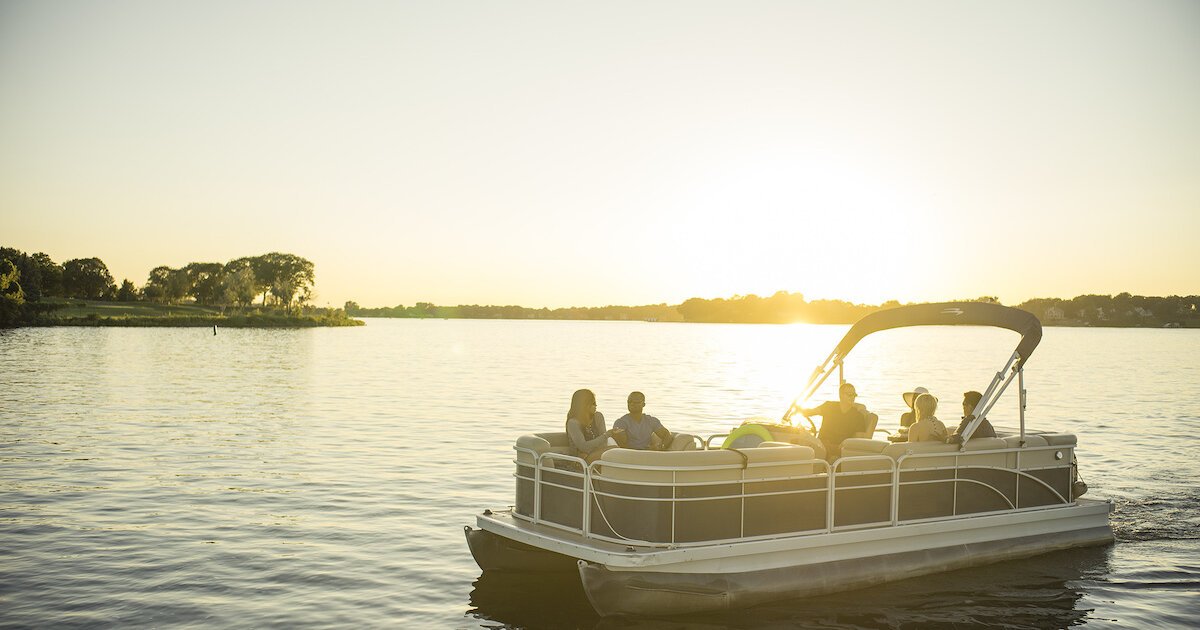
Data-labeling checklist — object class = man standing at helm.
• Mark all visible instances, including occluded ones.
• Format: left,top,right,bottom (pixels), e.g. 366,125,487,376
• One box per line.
800,382,877,460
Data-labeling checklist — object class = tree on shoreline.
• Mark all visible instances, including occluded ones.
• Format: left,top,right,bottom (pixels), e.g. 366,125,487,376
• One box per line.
62,258,116,300
31,253,62,298
262,252,315,314
223,266,257,307
0,259,25,327
117,279,139,302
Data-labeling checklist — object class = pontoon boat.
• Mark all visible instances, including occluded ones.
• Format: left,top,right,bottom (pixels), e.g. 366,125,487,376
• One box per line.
465,302,1114,616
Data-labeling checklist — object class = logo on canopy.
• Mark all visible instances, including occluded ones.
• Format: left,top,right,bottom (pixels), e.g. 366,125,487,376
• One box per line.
941,307,964,316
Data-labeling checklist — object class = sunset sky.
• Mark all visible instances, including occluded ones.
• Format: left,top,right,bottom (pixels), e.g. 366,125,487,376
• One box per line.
2,1,1197,308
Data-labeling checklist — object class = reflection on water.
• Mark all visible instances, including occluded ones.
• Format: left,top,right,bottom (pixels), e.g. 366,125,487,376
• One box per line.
469,572,598,628
467,547,1112,629
2,322,1199,627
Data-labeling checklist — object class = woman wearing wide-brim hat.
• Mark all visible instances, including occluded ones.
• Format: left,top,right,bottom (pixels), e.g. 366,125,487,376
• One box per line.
899,386,929,430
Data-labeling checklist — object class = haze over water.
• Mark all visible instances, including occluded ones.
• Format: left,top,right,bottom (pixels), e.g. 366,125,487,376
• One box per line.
2,320,1198,628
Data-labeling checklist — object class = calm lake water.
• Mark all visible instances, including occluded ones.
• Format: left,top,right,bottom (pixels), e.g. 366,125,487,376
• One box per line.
2,319,1198,628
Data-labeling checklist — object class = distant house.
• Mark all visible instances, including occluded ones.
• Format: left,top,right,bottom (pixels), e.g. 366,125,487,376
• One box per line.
1044,306,1065,321
1134,307,1154,318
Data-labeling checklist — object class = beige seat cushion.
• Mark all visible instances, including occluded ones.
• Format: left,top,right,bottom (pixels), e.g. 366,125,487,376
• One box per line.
842,438,888,455
882,440,961,468
535,431,571,448
1040,433,1077,447
599,445,816,483
852,413,880,439
515,434,553,463
1003,434,1047,448
517,433,576,463
956,437,1009,467
665,432,700,451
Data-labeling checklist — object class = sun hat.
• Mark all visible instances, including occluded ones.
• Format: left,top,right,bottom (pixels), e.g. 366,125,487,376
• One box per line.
902,386,929,408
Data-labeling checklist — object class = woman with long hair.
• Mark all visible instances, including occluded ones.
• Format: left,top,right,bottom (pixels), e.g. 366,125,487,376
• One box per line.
566,389,617,462
907,392,948,442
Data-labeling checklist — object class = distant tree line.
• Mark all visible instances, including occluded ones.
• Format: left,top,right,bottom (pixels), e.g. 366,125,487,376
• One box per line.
1,246,318,326
346,290,1200,327
344,301,684,322
1015,293,1199,327
345,292,896,324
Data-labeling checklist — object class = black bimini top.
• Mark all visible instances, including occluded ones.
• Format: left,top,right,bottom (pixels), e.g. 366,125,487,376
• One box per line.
833,302,1043,367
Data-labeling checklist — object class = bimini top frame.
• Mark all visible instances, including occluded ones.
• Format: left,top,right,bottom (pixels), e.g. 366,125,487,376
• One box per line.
782,302,1043,444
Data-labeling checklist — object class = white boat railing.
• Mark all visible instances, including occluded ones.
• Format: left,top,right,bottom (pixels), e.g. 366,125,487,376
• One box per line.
512,441,1076,548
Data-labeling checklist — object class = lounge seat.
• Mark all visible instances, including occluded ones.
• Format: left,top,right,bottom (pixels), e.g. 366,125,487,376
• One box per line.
655,432,701,451
839,436,1009,471
594,445,824,542
1002,433,1077,469
522,430,700,458
852,412,881,439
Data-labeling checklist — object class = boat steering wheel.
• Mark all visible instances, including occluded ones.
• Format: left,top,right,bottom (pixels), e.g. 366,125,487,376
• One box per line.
785,403,819,434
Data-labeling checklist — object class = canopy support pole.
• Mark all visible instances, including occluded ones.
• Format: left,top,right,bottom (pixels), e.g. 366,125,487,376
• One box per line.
783,348,838,424
962,352,1021,443
1018,366,1026,444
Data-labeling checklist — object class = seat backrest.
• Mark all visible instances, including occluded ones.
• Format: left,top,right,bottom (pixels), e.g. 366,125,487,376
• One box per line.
837,438,893,472
1040,433,1077,447
599,445,816,484
535,431,571,448
667,432,700,451
883,440,962,468
1007,434,1074,468
516,434,552,463
853,413,880,439
957,437,1009,468
841,438,889,456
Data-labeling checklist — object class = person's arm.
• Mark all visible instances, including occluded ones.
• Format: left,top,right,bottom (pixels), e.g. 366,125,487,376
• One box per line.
652,426,673,450
907,421,925,442
567,414,611,454
799,401,828,417
611,417,629,448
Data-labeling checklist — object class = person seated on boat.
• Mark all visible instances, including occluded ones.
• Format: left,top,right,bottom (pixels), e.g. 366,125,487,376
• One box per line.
947,390,996,444
907,393,948,442
565,389,621,462
900,386,930,430
799,382,876,460
612,391,672,451
890,385,929,442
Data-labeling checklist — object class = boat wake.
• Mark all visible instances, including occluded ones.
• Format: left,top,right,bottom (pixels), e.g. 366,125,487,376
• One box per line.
1110,492,1200,542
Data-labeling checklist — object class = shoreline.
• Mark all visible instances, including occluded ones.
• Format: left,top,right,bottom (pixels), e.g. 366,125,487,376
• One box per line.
351,314,1197,329
9,299,363,329
27,314,363,328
